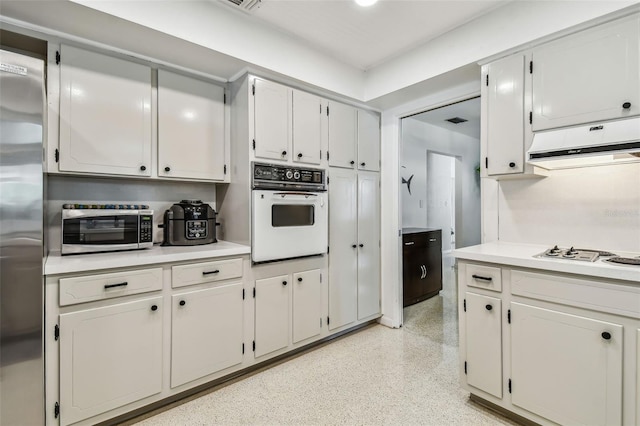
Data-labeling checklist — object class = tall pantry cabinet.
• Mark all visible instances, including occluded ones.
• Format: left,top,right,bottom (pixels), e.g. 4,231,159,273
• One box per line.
328,111,381,331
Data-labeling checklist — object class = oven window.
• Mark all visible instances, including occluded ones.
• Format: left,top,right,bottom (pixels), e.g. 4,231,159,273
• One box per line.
63,215,139,244
272,205,315,227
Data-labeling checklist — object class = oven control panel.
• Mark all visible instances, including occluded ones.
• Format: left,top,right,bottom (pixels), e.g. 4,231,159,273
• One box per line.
252,162,326,191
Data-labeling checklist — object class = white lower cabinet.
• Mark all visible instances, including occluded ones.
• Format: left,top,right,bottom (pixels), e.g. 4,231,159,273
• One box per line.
510,302,623,426
464,292,502,398
170,282,243,388
59,296,163,426
292,269,322,343
254,275,290,358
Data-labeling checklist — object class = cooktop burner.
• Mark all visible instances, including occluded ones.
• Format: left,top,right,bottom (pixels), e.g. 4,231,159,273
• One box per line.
537,245,621,262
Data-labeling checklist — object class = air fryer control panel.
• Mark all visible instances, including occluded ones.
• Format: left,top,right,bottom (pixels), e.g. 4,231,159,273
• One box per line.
186,220,208,239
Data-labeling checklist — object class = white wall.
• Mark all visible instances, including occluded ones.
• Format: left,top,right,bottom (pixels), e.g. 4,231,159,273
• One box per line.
496,163,640,253
401,119,481,248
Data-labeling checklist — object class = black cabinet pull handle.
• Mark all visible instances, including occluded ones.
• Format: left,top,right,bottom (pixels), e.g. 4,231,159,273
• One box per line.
297,153,303,158
359,244,364,248
509,162,516,168
485,304,493,311
602,331,611,340
104,282,128,289
282,150,287,156
151,305,158,311
360,162,365,167
140,165,146,171
297,277,303,282
203,270,220,275
472,274,492,282
179,300,186,306
164,166,171,172
350,160,355,165
622,102,631,109
282,281,287,286
352,244,357,248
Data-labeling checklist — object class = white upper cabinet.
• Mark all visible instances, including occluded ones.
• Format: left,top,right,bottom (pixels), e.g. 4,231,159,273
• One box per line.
292,89,322,165
485,54,526,176
59,45,152,177
357,110,380,172
158,70,226,181
328,101,357,169
531,15,640,131
253,78,291,162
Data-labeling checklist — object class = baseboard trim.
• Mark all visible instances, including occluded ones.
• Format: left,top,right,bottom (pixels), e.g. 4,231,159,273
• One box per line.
469,394,540,426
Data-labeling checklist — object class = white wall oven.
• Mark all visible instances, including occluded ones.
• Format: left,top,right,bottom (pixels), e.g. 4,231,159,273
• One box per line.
252,162,327,263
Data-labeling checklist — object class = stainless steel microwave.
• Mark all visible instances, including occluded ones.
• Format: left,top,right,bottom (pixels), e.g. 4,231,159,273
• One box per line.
61,205,153,255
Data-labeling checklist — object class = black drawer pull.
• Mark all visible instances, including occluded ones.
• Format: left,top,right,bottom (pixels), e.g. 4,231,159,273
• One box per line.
509,162,516,168
297,277,303,282
282,281,287,286
151,305,158,311
203,270,220,275
179,300,186,306
282,150,287,156
485,304,492,311
104,282,128,289
350,160,355,165
360,162,366,167
352,244,357,248
140,165,146,171
164,166,171,172
622,102,631,109
602,331,611,340
297,153,303,158
359,244,364,248
472,274,492,282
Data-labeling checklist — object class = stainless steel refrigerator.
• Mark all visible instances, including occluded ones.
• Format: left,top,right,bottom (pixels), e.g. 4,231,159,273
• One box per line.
0,48,45,425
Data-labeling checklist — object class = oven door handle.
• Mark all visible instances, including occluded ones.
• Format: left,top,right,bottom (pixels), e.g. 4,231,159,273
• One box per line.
273,192,318,198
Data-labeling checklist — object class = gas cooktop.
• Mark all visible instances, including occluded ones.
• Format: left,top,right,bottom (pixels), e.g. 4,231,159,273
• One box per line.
536,245,640,267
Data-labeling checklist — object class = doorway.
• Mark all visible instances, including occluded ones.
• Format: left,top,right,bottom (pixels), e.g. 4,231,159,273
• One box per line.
399,96,481,332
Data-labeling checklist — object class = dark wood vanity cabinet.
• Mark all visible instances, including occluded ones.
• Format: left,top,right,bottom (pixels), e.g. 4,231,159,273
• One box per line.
402,228,442,307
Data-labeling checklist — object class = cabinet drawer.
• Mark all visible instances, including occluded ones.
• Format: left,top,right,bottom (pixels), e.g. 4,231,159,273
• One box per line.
172,258,243,289
403,230,441,247
59,268,163,306
511,269,640,319
464,263,502,292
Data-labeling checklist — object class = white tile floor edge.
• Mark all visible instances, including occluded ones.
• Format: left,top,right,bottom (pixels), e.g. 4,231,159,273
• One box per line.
131,256,519,425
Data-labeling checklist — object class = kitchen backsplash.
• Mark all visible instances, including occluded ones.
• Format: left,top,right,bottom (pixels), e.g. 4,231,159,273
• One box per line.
46,175,217,253
497,162,640,252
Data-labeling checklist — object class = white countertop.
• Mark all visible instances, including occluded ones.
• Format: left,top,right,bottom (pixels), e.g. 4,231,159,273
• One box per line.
45,241,251,276
453,241,640,283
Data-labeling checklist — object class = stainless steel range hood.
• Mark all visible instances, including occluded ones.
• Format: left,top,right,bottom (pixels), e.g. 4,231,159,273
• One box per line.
527,117,640,169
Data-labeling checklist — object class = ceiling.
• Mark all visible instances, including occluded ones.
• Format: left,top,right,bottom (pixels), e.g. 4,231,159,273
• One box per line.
223,0,509,70
408,97,481,139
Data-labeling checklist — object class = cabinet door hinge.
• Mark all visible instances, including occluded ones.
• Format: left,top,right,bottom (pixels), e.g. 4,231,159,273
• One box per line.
252,84,255,96
242,288,245,300
529,111,533,125
55,51,60,65
320,273,322,283
485,157,488,169
327,245,330,254
485,74,489,87
507,309,511,324
464,361,467,375
508,379,512,393
252,340,255,352
327,176,329,184
320,150,322,160
529,61,533,74
54,402,60,418
224,164,227,174
242,343,245,354
319,104,322,114
54,324,59,341
253,287,256,298
55,148,60,163
327,316,330,325
223,93,226,104
463,299,466,312
252,139,256,150
320,318,322,327
326,105,329,116
326,151,329,161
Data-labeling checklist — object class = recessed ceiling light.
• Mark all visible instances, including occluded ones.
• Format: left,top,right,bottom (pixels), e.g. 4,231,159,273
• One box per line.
355,0,378,7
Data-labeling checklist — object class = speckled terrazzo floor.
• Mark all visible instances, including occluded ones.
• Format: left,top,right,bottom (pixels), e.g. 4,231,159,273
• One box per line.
130,255,519,426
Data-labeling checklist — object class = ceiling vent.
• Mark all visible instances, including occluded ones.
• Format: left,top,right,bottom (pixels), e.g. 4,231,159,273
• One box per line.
222,0,262,12
445,117,468,124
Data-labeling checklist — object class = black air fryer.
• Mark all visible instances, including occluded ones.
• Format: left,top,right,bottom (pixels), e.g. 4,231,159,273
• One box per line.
162,200,217,246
